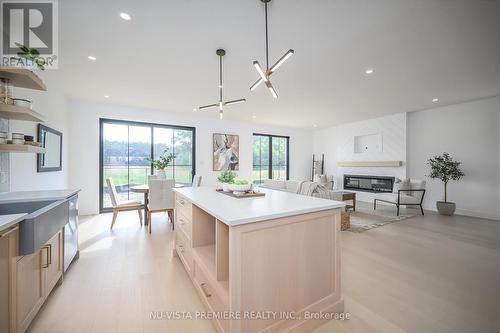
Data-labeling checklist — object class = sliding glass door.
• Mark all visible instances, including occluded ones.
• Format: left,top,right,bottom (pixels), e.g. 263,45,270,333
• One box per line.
99,119,195,212
252,133,289,184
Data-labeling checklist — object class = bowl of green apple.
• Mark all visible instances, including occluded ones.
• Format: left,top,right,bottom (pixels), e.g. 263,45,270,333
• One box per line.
228,180,252,193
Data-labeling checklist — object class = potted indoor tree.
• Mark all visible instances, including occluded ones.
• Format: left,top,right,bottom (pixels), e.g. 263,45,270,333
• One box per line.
146,149,175,179
427,152,464,216
217,169,237,192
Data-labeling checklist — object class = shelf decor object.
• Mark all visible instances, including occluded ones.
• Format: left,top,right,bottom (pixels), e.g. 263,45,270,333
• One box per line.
196,49,246,120
337,161,403,167
249,0,294,98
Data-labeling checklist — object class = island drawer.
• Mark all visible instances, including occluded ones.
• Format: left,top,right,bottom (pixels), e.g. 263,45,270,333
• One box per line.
175,229,192,275
192,261,229,332
177,210,192,240
175,195,192,220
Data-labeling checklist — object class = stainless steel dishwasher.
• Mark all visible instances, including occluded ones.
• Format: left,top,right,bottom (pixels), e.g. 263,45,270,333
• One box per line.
64,194,79,271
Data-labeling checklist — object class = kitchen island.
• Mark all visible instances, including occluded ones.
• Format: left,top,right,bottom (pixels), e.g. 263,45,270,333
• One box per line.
173,187,345,333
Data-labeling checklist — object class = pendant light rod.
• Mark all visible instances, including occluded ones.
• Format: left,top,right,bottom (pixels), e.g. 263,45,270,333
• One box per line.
265,0,269,70
218,49,224,102
251,0,294,98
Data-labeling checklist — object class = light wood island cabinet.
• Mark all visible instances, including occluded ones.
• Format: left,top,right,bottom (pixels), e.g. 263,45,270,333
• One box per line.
173,187,345,333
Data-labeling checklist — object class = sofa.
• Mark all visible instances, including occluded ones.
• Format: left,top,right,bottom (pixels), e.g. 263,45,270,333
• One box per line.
259,179,304,194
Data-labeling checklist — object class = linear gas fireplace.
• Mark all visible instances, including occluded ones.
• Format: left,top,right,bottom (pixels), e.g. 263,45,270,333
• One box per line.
344,174,395,193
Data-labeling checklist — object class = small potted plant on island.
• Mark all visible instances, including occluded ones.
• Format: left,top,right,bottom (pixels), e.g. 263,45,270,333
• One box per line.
146,149,175,179
427,152,465,216
217,169,237,192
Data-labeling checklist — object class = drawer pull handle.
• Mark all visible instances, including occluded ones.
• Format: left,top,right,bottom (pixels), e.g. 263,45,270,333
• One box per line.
200,283,212,298
42,245,50,268
178,245,185,253
47,244,52,265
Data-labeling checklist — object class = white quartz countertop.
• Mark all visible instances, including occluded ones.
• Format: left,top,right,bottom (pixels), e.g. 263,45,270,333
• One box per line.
0,189,81,204
0,213,27,233
174,187,345,226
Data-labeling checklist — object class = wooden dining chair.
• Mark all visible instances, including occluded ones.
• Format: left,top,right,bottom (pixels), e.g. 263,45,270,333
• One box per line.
106,178,143,229
147,178,175,233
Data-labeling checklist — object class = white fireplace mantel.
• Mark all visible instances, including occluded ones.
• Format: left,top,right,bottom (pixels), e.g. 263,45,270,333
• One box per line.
337,161,403,167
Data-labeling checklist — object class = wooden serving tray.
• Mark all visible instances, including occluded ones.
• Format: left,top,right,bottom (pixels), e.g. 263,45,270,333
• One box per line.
216,189,266,198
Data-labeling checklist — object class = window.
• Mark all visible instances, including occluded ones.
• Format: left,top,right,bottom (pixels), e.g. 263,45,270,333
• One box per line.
252,133,289,184
99,119,195,212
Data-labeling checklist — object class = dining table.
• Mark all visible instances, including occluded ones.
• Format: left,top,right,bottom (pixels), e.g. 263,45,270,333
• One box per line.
130,183,185,226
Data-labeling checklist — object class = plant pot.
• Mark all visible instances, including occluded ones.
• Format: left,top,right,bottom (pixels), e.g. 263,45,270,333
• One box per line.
436,201,456,216
222,183,230,192
228,183,252,192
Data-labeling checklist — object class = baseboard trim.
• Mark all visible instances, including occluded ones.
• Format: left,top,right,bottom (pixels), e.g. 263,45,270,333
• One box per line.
357,199,500,221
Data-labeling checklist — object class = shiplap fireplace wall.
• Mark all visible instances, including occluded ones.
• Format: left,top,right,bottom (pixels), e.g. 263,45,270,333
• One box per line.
312,112,407,202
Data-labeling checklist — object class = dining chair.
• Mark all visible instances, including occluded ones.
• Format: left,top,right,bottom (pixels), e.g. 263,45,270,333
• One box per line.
147,178,175,233
192,175,202,187
106,178,143,229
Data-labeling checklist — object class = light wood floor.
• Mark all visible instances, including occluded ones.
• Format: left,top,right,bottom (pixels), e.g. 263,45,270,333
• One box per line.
27,204,500,333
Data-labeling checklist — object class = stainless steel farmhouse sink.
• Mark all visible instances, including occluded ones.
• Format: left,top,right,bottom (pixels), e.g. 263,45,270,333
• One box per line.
0,199,70,255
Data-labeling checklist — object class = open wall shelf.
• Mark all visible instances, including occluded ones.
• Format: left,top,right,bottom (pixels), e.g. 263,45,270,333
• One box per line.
0,67,47,91
0,144,46,154
0,104,45,122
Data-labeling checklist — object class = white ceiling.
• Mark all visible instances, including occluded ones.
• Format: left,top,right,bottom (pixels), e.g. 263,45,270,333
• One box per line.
43,0,500,128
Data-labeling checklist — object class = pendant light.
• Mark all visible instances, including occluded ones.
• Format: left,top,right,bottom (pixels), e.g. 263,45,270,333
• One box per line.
197,49,246,119
250,0,294,99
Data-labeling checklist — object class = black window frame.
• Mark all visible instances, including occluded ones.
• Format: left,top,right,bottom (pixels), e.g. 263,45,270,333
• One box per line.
99,118,196,213
252,133,290,184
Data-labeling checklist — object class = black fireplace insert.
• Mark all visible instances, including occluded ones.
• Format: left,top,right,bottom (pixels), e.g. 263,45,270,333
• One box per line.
343,174,395,193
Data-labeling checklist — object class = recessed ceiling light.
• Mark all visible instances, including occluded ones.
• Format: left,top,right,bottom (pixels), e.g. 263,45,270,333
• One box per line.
193,108,197,111
432,98,439,103
104,95,110,99
119,12,131,21
252,115,257,119
313,124,318,128
87,55,96,61
365,69,374,75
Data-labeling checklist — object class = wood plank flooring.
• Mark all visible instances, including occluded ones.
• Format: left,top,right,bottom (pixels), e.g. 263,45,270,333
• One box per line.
27,203,500,333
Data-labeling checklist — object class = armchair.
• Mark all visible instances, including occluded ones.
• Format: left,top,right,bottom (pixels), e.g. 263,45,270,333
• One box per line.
374,179,426,216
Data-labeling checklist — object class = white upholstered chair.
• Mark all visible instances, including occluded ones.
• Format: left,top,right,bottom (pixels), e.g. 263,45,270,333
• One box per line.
106,178,143,229
373,179,426,216
192,175,202,187
147,178,175,233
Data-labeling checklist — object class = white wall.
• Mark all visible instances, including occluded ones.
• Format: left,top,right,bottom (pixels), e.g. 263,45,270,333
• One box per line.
312,113,407,202
68,102,312,215
407,96,500,220
1,75,69,192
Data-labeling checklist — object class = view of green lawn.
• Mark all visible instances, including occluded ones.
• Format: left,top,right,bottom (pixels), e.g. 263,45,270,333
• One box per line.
252,166,287,183
103,165,193,187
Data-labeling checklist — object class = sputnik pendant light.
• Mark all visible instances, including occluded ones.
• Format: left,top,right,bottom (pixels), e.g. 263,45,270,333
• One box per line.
197,49,246,119
250,0,294,99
